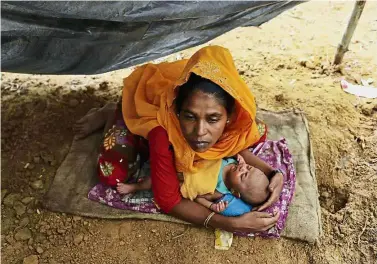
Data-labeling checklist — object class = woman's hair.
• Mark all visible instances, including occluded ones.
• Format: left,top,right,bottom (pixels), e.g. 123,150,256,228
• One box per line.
175,74,235,115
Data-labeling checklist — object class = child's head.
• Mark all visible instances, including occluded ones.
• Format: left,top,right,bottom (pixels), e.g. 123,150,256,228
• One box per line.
227,158,270,206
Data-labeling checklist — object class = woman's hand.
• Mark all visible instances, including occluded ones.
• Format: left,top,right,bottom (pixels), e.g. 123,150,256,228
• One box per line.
236,154,246,165
232,210,280,233
257,172,284,211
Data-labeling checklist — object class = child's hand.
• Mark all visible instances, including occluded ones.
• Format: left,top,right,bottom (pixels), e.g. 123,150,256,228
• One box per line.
210,200,228,213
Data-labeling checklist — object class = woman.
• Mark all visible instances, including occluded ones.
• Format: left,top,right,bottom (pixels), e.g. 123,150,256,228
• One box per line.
75,46,283,233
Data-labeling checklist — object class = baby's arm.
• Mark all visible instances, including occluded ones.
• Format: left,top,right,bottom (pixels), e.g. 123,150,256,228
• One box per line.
195,191,228,213
194,197,214,209
196,191,224,201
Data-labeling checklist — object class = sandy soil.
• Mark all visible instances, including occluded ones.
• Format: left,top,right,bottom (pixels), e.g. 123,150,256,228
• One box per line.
1,1,377,263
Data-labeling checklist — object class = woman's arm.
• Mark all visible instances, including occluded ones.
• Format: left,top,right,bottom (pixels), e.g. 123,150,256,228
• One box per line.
170,199,280,232
148,127,182,213
148,126,279,232
170,199,236,231
238,149,274,175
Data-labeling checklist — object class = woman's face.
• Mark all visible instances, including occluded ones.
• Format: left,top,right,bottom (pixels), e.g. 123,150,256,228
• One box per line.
178,90,228,152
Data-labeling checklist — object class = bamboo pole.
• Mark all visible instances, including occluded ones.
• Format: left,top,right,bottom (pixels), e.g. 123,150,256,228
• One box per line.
334,0,366,65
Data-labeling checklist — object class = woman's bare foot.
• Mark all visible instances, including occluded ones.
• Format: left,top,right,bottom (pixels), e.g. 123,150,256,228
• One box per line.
73,103,116,139
116,183,137,194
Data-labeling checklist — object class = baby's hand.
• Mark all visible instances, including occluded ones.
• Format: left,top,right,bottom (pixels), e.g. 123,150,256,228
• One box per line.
210,200,228,213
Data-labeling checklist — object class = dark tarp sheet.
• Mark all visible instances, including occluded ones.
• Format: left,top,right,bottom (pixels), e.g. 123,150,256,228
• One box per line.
1,1,303,75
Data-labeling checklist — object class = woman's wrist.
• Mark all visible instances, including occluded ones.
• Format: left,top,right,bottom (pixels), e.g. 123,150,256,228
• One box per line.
267,169,283,180
208,213,237,232
226,217,238,231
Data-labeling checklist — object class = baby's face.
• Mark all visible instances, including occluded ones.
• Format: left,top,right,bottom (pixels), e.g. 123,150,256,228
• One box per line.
228,162,265,193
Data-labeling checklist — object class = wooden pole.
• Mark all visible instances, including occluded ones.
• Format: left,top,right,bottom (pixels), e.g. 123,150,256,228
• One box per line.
334,0,366,65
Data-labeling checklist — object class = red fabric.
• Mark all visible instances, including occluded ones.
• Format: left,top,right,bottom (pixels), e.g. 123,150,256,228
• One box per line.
98,150,128,187
148,126,182,213
97,104,147,188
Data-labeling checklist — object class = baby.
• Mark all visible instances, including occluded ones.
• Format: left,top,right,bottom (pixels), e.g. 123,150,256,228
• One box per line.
194,155,270,216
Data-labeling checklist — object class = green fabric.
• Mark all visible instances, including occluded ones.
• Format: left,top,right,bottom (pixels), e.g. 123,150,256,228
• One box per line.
216,158,237,194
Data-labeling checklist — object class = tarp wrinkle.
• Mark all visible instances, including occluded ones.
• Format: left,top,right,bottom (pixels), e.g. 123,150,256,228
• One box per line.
1,1,303,75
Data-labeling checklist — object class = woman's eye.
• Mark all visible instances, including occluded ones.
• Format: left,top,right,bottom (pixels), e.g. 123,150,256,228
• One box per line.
184,115,195,120
208,118,219,123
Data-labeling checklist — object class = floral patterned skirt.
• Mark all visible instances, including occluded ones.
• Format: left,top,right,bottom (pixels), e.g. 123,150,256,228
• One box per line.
97,103,148,187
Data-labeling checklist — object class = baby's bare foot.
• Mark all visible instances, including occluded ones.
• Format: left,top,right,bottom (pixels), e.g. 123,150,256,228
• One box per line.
116,183,137,195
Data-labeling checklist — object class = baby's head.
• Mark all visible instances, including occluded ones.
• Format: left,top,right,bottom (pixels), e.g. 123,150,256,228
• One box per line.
227,158,270,206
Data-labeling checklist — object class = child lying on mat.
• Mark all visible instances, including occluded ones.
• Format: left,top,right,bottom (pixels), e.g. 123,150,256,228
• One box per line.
116,155,271,217
194,155,271,216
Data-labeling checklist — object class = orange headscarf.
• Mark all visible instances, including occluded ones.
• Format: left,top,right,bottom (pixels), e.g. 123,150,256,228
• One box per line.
122,46,261,200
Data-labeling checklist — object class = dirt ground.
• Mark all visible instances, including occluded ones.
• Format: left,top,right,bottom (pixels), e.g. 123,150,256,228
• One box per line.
1,1,377,263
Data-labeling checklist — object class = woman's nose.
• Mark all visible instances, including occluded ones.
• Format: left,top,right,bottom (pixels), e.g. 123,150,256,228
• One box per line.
195,121,207,137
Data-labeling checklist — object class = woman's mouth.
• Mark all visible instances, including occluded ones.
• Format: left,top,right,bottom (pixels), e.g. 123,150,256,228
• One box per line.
190,140,210,151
